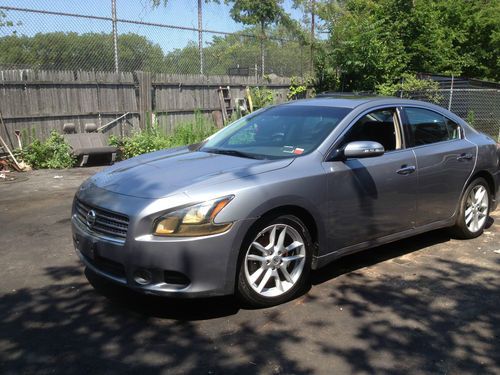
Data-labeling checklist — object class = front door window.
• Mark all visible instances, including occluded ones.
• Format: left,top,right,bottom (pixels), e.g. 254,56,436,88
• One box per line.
341,108,402,151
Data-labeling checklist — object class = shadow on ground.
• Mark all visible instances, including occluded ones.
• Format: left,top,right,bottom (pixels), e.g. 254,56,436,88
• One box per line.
0,225,499,374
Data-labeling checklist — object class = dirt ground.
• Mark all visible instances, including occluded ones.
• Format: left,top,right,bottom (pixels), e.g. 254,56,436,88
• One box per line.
0,167,499,375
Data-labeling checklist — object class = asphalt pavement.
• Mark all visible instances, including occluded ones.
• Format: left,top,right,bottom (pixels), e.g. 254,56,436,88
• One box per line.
0,167,499,375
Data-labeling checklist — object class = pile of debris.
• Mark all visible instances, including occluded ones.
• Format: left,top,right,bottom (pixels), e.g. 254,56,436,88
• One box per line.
1,113,30,176
0,132,29,172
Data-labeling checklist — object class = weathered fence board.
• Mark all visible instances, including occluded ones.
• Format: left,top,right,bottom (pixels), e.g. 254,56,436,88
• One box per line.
0,69,294,149
151,73,291,131
0,70,140,148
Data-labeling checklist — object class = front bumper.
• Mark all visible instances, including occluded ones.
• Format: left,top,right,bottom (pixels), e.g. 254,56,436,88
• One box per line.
71,191,253,298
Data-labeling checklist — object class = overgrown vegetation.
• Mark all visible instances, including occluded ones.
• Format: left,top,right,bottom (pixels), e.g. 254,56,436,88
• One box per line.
250,86,275,109
287,76,314,100
315,0,500,92
110,112,218,160
376,73,442,103
21,130,76,169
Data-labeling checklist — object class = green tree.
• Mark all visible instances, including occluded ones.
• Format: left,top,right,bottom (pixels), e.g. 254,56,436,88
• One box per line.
0,10,20,34
163,26,306,76
316,0,407,91
223,0,293,76
0,32,165,71
0,10,14,29
315,0,500,91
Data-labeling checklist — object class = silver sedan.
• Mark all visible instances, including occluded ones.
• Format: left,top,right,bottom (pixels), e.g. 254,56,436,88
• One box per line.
72,97,499,307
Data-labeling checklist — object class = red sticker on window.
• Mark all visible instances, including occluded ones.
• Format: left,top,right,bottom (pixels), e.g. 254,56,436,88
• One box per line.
293,148,304,155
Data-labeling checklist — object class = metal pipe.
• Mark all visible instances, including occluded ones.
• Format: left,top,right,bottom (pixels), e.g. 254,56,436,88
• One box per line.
97,112,131,132
198,0,204,75
448,74,454,111
111,0,119,73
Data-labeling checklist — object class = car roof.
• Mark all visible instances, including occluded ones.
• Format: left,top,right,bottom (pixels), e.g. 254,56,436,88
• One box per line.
279,95,472,136
283,96,397,109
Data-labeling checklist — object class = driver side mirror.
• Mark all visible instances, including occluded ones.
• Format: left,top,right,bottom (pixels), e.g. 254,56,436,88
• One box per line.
343,141,385,159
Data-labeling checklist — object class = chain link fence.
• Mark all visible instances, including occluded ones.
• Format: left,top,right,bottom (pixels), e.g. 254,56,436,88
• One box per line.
401,88,500,141
0,0,312,77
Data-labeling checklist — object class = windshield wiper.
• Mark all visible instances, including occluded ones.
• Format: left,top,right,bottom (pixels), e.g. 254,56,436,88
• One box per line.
202,148,264,160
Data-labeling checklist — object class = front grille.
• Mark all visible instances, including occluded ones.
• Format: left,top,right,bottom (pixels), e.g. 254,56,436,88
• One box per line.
75,199,129,240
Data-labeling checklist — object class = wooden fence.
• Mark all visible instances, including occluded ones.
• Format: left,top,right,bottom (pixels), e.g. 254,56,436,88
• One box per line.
0,69,293,149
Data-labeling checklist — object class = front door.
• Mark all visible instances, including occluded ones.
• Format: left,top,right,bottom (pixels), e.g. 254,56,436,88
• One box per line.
323,107,417,251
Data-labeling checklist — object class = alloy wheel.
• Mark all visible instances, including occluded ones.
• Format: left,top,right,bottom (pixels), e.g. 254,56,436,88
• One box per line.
465,185,489,233
244,224,306,298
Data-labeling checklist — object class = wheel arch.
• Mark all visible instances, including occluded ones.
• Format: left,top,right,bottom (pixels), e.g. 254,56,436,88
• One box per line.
256,205,319,251
468,170,495,202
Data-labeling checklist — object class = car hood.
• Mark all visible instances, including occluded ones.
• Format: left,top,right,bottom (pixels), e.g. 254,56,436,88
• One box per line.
88,146,294,198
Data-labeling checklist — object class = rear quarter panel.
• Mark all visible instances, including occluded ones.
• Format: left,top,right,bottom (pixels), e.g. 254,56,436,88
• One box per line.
467,131,500,208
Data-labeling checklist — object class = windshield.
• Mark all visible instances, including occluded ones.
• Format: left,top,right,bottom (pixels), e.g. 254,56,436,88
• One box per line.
200,105,351,159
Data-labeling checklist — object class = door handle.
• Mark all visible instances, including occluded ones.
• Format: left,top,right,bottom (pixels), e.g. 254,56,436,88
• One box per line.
397,165,416,175
457,153,474,161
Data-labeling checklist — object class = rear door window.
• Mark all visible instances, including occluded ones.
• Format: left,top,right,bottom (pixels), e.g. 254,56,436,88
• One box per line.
404,107,461,146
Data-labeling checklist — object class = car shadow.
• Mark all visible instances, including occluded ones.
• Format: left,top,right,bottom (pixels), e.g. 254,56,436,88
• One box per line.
86,216,495,318
85,268,241,320
311,213,495,286
311,228,452,286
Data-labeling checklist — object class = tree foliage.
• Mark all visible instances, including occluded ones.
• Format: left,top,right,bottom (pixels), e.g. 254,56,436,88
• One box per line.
376,73,442,103
165,26,306,75
315,0,500,91
0,10,20,33
0,32,165,71
0,26,306,75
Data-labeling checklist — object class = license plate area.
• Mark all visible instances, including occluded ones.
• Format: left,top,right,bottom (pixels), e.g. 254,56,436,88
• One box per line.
74,234,97,260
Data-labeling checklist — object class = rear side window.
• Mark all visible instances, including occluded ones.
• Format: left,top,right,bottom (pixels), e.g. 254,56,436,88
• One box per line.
404,107,461,146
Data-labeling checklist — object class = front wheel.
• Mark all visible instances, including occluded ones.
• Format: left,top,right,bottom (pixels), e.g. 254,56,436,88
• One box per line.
237,215,312,307
451,177,491,239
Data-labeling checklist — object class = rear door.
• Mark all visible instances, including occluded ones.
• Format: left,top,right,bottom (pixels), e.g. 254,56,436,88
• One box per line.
401,106,476,226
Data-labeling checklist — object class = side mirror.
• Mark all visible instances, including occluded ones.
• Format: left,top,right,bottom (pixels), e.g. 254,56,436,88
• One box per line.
343,141,385,159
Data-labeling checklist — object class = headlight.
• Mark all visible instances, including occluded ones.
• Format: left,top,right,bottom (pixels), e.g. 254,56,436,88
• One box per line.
153,196,234,237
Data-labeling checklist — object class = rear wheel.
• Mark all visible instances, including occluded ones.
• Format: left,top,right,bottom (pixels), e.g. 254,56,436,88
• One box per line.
237,215,312,307
451,178,490,239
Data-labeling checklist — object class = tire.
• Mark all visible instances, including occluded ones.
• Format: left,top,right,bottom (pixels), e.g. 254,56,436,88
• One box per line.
450,177,491,239
237,214,312,308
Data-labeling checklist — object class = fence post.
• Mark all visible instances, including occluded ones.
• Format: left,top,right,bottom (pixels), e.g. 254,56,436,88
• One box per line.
111,0,119,73
310,0,315,75
448,74,454,111
198,0,204,75
136,71,152,129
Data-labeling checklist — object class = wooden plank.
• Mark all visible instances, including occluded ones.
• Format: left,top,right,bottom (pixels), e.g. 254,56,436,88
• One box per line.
136,71,152,129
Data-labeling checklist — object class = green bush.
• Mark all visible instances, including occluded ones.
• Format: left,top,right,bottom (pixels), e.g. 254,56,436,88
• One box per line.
21,130,76,169
110,125,171,160
376,74,442,103
287,76,314,100
110,112,218,160
250,86,275,109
